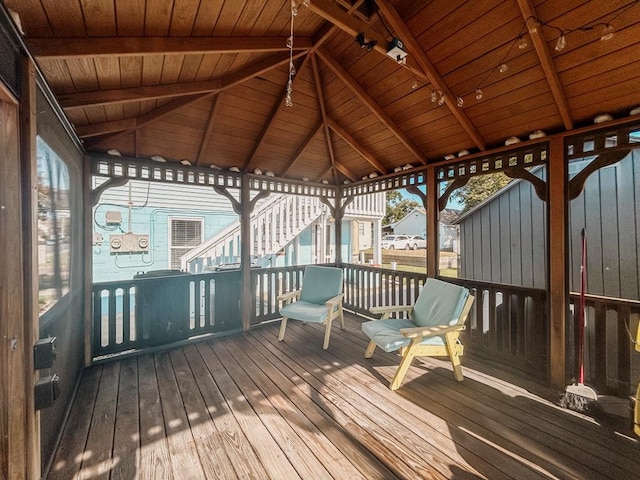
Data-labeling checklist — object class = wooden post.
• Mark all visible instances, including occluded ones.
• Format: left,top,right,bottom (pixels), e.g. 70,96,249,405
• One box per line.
426,166,439,277
240,176,252,331
548,136,568,387
334,191,343,266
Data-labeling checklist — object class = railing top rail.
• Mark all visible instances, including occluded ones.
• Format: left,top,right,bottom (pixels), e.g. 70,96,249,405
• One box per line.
569,291,640,308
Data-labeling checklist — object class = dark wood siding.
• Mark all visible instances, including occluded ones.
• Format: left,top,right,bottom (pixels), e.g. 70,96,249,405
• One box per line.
458,149,640,301
458,170,548,290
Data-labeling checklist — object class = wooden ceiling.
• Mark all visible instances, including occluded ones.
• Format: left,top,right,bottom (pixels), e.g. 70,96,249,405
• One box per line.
7,0,640,183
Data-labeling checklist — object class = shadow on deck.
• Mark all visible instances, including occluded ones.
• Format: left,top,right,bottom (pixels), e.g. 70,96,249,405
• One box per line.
49,313,640,479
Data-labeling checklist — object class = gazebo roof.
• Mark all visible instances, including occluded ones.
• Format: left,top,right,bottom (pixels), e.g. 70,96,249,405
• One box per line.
8,0,640,183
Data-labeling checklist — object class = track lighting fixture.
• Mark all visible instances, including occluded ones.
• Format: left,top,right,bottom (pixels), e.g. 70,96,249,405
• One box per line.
555,33,566,51
355,32,377,51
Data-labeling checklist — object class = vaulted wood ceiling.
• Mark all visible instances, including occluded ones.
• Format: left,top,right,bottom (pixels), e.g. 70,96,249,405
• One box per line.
7,0,640,183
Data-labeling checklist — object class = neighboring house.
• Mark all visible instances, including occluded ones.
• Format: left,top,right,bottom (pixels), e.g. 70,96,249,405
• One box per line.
93,179,385,280
391,207,461,251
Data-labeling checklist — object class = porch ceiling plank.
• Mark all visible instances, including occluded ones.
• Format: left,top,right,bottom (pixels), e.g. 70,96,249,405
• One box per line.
311,53,340,185
280,120,324,177
82,93,210,145
316,47,428,166
195,94,222,166
515,0,573,130
327,117,386,174
242,53,313,173
374,0,486,152
333,160,358,182
26,36,314,59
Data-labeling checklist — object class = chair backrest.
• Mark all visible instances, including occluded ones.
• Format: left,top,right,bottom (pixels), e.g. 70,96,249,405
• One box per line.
412,278,470,327
299,265,344,305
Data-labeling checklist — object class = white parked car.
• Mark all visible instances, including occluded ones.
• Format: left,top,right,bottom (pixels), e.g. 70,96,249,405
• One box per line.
409,235,427,249
381,234,413,250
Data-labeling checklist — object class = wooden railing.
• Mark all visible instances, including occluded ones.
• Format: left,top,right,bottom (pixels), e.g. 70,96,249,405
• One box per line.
251,265,307,325
92,264,639,394
569,292,640,395
442,277,549,381
341,264,427,317
91,270,243,360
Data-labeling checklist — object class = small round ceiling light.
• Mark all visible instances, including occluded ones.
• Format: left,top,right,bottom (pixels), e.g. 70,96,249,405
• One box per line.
529,130,546,140
505,136,521,146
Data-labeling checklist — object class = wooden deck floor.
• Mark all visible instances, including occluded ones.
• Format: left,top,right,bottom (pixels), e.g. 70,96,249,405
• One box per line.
49,313,640,479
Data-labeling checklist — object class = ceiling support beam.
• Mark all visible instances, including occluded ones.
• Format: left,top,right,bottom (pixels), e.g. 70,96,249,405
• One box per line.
281,121,324,177
27,36,314,58
311,54,341,185
80,93,211,139
195,94,222,166
327,117,386,174
62,51,306,109
515,0,573,130
243,54,313,172
317,47,427,165
374,0,486,151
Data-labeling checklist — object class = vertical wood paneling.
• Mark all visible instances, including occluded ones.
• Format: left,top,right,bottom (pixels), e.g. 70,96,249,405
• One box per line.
599,166,621,297
509,187,522,286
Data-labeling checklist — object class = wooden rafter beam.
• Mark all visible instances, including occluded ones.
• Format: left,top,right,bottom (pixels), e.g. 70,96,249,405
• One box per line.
195,94,222,166
281,121,324,177
375,0,486,151
311,54,341,185
80,93,211,140
243,54,312,172
26,36,313,58
62,51,305,109
327,117,386,174
316,47,427,165
515,0,573,130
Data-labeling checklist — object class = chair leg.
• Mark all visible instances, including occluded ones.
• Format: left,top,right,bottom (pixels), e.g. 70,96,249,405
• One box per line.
634,381,640,437
278,317,288,341
364,340,377,358
445,333,464,381
390,345,417,390
338,305,345,330
322,318,333,349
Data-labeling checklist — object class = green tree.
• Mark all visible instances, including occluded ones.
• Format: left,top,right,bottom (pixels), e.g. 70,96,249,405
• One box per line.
451,172,511,213
383,190,419,225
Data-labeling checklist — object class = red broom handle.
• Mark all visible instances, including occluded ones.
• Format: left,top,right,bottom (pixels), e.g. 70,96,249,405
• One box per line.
578,228,587,384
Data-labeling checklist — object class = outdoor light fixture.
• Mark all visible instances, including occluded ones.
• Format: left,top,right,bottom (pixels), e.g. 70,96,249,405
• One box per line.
355,32,376,51
386,37,407,64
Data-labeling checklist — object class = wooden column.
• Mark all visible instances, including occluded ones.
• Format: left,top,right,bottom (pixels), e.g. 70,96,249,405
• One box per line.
334,191,343,266
426,166,439,277
240,177,252,331
548,136,568,387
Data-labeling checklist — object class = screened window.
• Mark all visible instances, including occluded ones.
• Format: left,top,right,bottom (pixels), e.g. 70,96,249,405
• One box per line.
169,218,203,269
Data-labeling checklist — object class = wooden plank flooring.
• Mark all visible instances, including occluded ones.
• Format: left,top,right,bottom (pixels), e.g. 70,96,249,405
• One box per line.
48,313,640,479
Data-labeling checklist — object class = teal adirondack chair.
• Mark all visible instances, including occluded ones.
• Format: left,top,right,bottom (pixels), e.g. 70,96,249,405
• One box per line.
362,278,475,390
277,265,345,349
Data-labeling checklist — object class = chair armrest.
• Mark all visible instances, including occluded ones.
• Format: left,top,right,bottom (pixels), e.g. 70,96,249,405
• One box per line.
369,305,413,319
325,293,344,307
277,290,301,302
399,324,466,339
